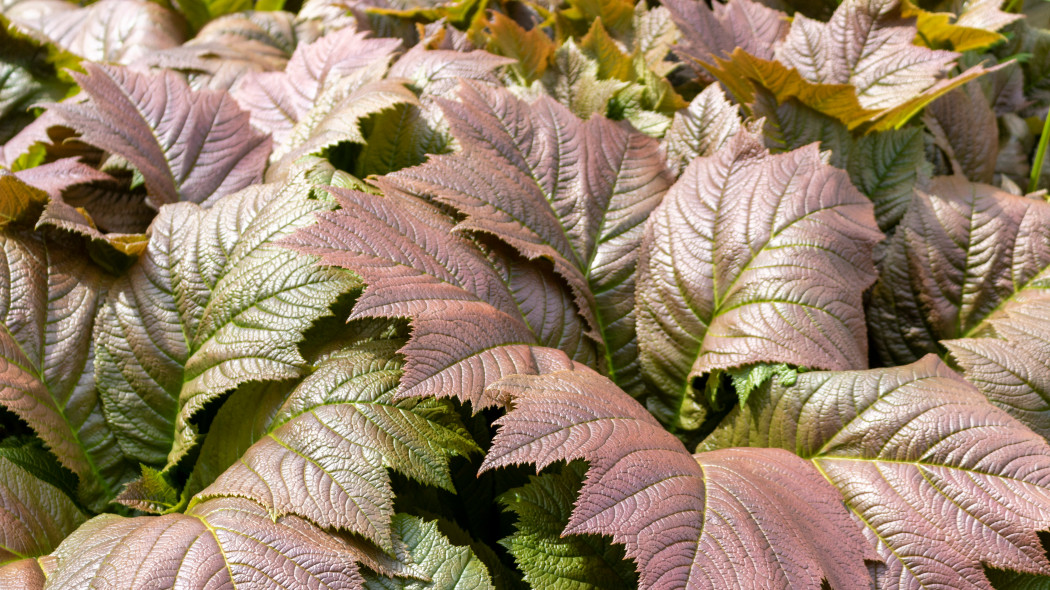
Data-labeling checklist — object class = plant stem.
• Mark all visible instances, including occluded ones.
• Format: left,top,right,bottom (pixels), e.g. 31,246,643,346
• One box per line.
1030,111,1050,193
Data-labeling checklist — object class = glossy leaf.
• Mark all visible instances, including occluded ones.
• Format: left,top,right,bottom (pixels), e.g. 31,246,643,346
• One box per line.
635,129,882,428
0,454,86,562
197,339,478,550
702,356,1050,590
362,514,495,590
482,366,874,590
385,82,672,394
94,179,358,471
661,84,741,176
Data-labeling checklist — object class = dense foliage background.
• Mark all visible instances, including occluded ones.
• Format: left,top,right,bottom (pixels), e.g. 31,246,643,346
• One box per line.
3,0,1050,587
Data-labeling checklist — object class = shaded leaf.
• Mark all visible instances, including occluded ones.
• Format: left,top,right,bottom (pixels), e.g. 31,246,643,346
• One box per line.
0,454,86,562
482,367,875,590
702,356,1050,590
498,461,636,590
363,514,495,590
636,129,882,428
846,126,929,231
924,82,998,183
48,63,270,208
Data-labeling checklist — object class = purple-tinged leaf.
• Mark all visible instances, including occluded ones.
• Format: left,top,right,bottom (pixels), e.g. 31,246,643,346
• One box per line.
2,0,185,64
636,128,882,428
482,366,875,590
385,83,672,394
0,559,45,589
47,63,270,208
44,497,401,589
0,456,86,562
284,187,579,409
925,83,999,183
665,0,788,75
869,176,1050,365
233,27,401,147
0,231,135,507
703,356,1050,590
661,84,741,176
12,158,111,199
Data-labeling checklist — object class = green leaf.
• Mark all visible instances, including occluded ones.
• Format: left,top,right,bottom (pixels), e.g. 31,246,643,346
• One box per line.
194,340,479,551
499,462,637,590
94,177,359,475
172,0,251,33
363,514,495,590
846,126,929,231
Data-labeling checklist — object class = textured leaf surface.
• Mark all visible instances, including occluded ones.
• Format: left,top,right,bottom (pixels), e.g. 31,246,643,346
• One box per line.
285,187,578,409
0,558,45,589
2,0,185,64
95,179,358,470
703,356,1050,589
362,514,495,590
198,340,477,549
384,83,672,394
233,27,402,152
661,84,741,176
0,455,86,562
499,461,637,590
846,126,928,230
925,83,998,183
0,232,134,505
43,497,379,589
635,129,881,428
482,367,874,590
48,63,270,208
666,0,788,72
869,176,1050,365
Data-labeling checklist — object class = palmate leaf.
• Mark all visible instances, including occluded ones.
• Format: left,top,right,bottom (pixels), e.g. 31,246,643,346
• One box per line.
635,128,882,428
498,461,637,590
384,82,672,395
869,176,1050,366
94,177,358,473
42,497,401,589
47,63,271,209
1,0,185,65
0,229,135,507
196,340,478,550
702,356,1050,590
481,366,875,590
665,0,788,73
285,187,582,410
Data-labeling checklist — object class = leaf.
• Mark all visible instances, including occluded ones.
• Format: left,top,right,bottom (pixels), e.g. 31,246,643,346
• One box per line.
197,340,478,550
233,27,402,151
13,158,112,200
846,126,929,231
635,128,882,429
924,82,998,183
0,22,72,145
484,12,555,82
47,63,271,208
0,558,45,589
665,0,789,74
869,176,1050,365
902,0,1013,53
987,568,1050,590
702,356,1050,590
362,514,495,590
384,82,672,394
661,84,742,176
2,0,185,65
498,461,636,590
0,231,135,507
0,169,47,228
94,178,358,472
43,497,395,589
284,186,578,410
481,366,875,590
0,454,86,562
